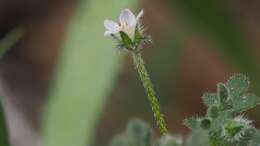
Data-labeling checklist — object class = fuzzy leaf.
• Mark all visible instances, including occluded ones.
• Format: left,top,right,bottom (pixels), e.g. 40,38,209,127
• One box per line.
249,130,260,146
217,83,229,103
217,83,233,110
226,74,249,98
184,117,200,129
232,94,260,113
239,127,257,141
202,93,218,107
207,106,219,119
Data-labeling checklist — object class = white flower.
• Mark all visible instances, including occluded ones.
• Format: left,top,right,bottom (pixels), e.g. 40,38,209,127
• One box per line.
104,9,143,40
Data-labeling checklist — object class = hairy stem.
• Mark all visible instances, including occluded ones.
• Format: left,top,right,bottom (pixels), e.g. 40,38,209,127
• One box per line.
131,51,168,135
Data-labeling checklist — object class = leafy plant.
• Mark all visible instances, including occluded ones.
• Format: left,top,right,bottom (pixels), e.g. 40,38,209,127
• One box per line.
109,74,260,146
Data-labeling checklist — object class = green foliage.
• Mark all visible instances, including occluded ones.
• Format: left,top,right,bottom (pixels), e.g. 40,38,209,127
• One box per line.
185,74,260,146
110,74,260,146
42,1,137,146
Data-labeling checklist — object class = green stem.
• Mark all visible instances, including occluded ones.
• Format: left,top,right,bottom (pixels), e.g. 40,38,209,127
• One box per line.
131,51,168,135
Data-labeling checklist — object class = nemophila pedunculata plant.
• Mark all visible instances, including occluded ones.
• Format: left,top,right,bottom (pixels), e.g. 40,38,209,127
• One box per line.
104,8,260,146
104,8,167,135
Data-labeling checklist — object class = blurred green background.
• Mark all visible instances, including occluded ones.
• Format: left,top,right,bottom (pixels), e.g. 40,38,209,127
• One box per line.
0,0,259,146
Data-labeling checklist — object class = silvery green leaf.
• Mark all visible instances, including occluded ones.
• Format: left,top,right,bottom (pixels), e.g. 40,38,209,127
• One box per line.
226,74,249,98
184,117,200,129
202,93,218,107
232,94,260,113
249,130,260,146
217,83,229,103
207,105,219,119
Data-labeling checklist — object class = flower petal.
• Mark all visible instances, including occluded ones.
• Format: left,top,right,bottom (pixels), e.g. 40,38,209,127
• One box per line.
104,20,120,32
136,9,144,21
119,9,136,26
104,31,113,36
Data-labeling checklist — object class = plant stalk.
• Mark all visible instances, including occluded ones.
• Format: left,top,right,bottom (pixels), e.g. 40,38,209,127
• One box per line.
131,51,168,135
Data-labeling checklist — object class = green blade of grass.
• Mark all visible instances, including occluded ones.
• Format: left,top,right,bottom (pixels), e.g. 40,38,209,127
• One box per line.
42,1,137,146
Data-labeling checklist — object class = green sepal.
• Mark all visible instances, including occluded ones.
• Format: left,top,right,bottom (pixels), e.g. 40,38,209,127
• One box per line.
225,122,243,137
120,31,133,49
134,28,143,46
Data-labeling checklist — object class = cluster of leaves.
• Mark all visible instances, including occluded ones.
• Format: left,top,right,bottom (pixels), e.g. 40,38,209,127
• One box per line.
109,74,260,146
184,74,260,146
